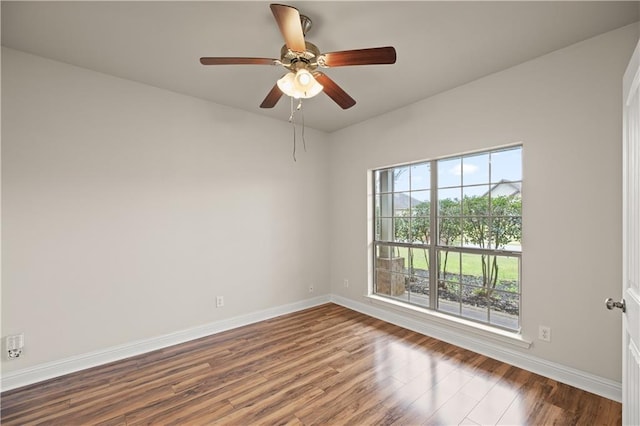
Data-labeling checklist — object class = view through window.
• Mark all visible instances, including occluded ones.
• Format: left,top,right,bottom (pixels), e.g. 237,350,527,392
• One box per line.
373,146,522,331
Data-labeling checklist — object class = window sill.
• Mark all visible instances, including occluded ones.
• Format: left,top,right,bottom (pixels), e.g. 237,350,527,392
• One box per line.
365,294,532,349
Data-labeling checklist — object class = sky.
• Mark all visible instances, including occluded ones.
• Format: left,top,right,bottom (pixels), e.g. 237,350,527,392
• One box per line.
387,146,522,198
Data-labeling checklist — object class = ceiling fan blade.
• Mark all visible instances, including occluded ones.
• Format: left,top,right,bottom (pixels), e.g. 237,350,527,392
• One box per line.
270,4,306,53
314,73,356,109
260,84,283,109
321,47,397,67
200,57,278,66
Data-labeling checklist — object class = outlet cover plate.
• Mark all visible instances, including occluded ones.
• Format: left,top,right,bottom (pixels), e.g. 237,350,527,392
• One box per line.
538,325,551,342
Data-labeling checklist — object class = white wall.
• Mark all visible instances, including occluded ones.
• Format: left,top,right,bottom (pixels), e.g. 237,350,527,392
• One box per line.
1,47,330,373
329,24,639,383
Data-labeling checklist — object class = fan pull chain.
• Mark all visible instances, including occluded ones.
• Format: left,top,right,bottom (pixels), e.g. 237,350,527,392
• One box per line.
289,96,297,161
300,100,307,153
288,98,308,162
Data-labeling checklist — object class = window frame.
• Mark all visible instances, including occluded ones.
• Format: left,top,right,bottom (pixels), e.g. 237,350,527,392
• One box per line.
372,145,522,332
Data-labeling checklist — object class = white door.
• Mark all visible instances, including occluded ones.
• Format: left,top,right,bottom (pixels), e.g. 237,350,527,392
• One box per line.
619,38,640,425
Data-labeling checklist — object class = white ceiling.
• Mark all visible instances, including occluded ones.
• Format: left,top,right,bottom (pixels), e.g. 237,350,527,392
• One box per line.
2,1,639,133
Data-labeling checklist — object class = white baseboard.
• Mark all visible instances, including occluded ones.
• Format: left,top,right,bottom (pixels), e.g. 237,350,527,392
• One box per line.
0,295,331,392
330,294,622,402
1,293,622,403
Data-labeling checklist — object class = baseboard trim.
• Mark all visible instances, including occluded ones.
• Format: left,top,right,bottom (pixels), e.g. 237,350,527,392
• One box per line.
330,294,622,402
0,295,331,392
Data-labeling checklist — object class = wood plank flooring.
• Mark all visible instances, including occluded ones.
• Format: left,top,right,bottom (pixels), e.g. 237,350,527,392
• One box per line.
1,303,621,425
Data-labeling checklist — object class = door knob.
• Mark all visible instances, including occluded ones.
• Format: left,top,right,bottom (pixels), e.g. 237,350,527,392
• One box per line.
605,297,626,312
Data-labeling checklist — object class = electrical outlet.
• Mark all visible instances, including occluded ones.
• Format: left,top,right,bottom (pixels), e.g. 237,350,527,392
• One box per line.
538,325,551,342
6,333,24,359
309,284,314,293
216,296,224,307
344,279,349,288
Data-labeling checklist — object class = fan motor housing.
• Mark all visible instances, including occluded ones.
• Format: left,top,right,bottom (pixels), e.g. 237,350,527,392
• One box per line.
280,41,321,71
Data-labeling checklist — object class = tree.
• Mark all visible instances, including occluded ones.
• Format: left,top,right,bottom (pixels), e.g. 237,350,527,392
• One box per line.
462,194,521,296
438,198,462,283
490,196,522,250
394,215,410,242
411,201,431,269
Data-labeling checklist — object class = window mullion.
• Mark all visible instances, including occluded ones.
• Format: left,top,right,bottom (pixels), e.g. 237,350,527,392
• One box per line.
429,160,438,309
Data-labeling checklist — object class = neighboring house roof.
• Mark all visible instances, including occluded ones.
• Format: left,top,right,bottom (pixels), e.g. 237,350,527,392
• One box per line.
394,193,424,210
487,180,521,197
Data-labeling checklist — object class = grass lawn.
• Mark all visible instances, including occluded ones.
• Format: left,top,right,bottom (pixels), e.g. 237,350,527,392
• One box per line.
391,246,520,281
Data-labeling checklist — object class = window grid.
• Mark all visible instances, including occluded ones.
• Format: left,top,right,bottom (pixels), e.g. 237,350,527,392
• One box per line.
373,146,522,332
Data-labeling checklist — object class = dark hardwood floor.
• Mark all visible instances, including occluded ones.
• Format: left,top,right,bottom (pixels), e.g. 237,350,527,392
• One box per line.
1,303,621,425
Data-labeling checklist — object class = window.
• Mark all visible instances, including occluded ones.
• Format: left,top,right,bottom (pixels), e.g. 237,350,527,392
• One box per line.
373,146,522,331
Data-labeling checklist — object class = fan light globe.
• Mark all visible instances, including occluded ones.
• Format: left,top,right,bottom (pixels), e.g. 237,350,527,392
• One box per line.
277,72,296,95
296,69,312,86
277,69,323,99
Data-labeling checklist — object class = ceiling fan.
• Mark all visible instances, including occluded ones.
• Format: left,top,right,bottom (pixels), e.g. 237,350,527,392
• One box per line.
199,3,397,110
